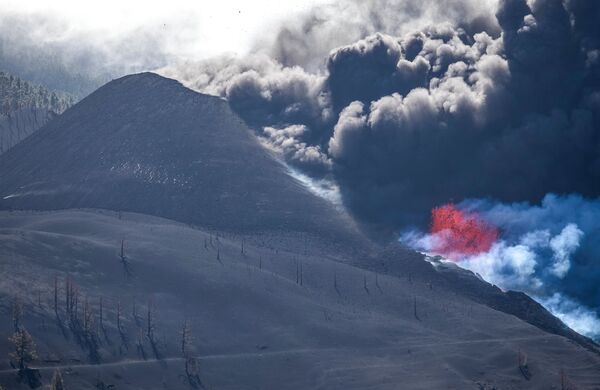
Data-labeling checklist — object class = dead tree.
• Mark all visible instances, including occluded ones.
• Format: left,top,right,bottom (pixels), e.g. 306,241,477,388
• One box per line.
363,275,370,294
12,297,23,332
69,284,80,329
81,297,100,363
560,369,577,390
98,298,103,330
83,297,90,336
413,296,421,321
83,298,97,344
136,329,147,360
146,300,160,359
180,320,192,358
334,268,340,296
99,297,108,341
119,239,132,279
49,369,65,390
65,276,70,318
73,287,79,323
52,277,69,337
116,301,128,353
117,301,123,334
146,302,155,343
184,357,205,389
132,298,141,327
54,276,60,318
518,349,531,380
303,235,308,256
560,369,565,390
181,321,204,389
65,275,79,323
117,301,123,333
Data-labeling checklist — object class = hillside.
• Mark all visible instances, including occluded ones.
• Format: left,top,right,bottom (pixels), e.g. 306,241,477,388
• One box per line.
0,73,599,389
0,209,599,389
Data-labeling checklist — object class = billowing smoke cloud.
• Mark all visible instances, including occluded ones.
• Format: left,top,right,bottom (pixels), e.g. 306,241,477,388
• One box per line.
164,0,600,229
402,194,600,338
160,0,600,338
160,53,336,175
539,293,600,338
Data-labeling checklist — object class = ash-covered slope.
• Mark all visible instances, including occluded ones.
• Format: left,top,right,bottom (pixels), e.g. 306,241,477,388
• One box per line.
1,209,599,390
0,72,358,238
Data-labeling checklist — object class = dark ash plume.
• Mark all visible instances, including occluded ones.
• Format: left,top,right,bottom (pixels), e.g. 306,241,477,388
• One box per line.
164,0,600,231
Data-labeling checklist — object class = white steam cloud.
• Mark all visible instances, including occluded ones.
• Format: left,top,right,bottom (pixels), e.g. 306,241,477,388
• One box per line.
538,293,600,338
402,194,600,340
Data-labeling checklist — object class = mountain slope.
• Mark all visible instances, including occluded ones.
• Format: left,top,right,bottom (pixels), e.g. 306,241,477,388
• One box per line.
0,209,599,390
0,72,360,241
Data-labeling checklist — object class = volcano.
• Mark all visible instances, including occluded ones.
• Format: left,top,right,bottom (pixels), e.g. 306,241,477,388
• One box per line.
0,72,359,239
0,73,599,389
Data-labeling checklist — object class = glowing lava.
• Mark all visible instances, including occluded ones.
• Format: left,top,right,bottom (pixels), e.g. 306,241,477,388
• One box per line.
430,204,499,260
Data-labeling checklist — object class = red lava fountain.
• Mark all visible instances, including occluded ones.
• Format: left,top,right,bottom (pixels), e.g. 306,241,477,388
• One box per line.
430,204,499,260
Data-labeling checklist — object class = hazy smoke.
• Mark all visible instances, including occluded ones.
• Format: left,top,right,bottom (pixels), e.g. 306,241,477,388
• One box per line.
0,11,189,96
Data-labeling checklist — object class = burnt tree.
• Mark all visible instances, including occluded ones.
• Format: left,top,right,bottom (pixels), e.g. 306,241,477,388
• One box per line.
12,297,23,332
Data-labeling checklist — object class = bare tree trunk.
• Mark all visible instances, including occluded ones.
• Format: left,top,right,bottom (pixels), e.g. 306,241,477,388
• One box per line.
413,296,421,321
54,276,59,318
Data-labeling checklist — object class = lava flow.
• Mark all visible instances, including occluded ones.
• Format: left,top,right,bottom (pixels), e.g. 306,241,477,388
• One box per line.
430,204,499,260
